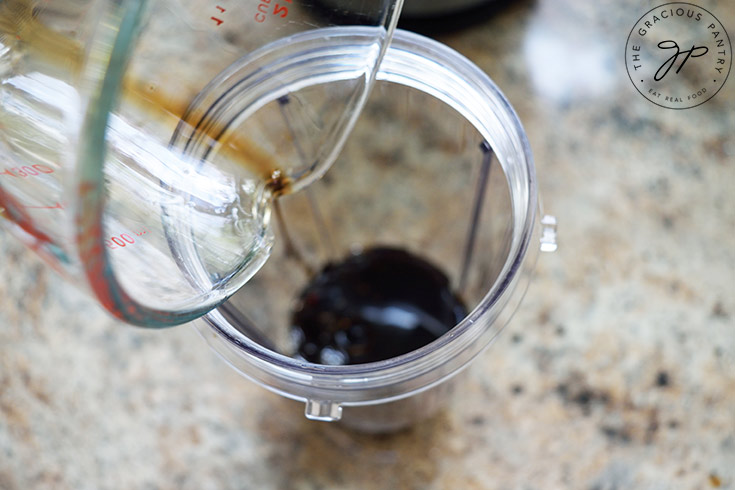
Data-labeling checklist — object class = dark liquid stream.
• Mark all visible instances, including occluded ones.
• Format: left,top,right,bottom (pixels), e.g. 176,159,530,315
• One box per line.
290,247,467,365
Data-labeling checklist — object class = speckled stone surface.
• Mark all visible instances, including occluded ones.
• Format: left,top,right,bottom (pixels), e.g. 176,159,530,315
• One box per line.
1,0,734,489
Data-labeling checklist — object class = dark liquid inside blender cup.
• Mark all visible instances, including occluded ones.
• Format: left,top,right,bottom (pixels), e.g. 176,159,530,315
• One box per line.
290,247,467,365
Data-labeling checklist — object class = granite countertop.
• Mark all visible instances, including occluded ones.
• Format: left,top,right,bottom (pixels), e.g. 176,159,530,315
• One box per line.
1,0,733,488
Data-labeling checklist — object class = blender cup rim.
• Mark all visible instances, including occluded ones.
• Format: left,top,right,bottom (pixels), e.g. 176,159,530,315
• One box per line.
201,28,538,395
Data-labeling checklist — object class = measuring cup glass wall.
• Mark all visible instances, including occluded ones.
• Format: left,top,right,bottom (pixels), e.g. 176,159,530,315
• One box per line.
0,0,402,326
196,30,556,431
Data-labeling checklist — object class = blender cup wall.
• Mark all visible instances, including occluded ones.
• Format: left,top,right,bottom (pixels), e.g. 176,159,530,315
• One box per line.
196,30,557,432
0,0,401,326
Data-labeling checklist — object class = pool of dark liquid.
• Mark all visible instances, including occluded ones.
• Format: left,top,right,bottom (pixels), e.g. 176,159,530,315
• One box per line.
290,247,467,365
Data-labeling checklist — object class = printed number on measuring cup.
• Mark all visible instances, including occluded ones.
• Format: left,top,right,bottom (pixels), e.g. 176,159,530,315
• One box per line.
105,230,148,250
0,165,54,178
105,233,137,250
254,0,292,23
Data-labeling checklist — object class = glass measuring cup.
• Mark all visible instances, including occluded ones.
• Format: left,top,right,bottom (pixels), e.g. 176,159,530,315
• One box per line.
0,0,402,326
195,29,558,432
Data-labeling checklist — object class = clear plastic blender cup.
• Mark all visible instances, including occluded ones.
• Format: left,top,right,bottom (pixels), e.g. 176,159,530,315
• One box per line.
0,0,402,326
195,29,558,432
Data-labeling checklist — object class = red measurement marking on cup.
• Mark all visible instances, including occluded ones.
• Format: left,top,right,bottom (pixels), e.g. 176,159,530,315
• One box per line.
1,165,55,178
254,0,291,23
105,230,148,250
24,202,64,210
211,5,226,25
